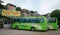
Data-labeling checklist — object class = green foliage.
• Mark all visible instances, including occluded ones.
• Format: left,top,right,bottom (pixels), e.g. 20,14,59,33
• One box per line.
50,9,60,26
50,9,60,18
51,9,60,19
16,7,21,11
0,4,5,9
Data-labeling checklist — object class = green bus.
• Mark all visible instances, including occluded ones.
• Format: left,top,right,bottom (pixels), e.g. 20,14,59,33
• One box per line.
47,17,58,30
11,16,47,31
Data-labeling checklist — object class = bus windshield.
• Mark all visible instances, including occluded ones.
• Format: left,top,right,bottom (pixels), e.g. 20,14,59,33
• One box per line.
48,18,56,23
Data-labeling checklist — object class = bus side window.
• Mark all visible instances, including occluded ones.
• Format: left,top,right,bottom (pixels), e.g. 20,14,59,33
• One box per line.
20,18,24,23
40,19,44,23
28,18,32,23
23,18,26,23
52,18,56,23
26,18,30,23
36,18,44,23
36,18,40,23
33,18,36,23
48,18,56,23
15,19,19,22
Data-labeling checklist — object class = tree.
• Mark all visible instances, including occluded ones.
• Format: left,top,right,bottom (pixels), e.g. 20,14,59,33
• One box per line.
16,7,21,11
0,4,5,9
50,9,60,27
0,0,4,4
30,11,35,13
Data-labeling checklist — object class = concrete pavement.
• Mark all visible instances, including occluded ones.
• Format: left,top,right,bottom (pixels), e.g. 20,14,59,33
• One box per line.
0,28,60,35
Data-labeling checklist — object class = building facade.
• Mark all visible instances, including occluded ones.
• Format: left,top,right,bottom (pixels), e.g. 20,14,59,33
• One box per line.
0,3,17,28
5,3,16,11
21,9,31,17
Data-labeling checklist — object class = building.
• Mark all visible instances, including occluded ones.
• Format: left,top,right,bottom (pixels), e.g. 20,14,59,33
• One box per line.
0,3,40,28
21,9,31,17
21,9,40,17
5,3,16,11
0,3,17,28
30,11,40,17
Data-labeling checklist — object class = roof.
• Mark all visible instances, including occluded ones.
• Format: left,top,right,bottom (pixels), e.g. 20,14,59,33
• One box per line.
7,3,16,7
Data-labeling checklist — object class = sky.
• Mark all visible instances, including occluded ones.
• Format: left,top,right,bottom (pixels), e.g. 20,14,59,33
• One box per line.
1,0,60,15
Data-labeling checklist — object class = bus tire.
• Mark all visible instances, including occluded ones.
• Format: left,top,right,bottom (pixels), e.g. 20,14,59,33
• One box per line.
15,26,18,30
31,27,35,31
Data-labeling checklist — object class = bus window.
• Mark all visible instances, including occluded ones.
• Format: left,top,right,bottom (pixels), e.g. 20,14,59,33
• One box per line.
48,18,56,23
15,18,44,23
36,18,44,23
40,18,44,23
19,18,24,23
33,18,36,23
25,18,28,23
27,18,33,23
28,18,31,23
26,18,36,23
14,19,19,22
23,18,26,23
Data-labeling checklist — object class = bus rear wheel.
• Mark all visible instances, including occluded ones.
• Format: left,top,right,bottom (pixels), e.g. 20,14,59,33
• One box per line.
15,26,18,30
31,27,35,31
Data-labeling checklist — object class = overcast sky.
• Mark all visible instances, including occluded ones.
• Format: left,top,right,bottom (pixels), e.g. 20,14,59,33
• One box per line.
1,0,60,15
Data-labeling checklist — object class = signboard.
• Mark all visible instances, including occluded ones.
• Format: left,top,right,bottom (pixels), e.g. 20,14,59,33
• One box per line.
2,9,21,16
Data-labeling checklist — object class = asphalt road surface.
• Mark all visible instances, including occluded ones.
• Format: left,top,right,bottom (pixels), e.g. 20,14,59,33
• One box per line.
0,28,60,35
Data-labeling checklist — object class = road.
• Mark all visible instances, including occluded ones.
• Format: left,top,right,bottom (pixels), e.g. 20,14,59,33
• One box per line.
0,28,60,35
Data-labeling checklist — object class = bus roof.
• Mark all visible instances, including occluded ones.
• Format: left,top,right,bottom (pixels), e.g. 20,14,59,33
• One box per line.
14,16,46,19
